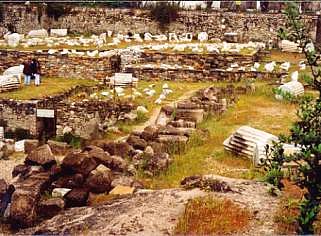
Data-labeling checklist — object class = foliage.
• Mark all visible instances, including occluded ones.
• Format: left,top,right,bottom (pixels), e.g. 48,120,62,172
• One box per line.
263,141,287,189
272,87,297,103
175,196,251,235
46,3,71,21
0,3,4,23
150,1,180,31
271,2,321,234
5,128,32,141
55,132,82,149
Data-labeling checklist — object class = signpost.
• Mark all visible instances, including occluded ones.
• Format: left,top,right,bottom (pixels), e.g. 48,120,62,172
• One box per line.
36,109,55,118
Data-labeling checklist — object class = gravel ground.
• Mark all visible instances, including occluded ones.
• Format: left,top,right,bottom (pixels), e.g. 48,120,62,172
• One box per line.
0,153,25,183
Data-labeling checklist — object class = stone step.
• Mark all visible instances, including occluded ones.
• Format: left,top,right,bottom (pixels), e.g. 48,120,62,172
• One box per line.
168,120,196,128
175,109,204,123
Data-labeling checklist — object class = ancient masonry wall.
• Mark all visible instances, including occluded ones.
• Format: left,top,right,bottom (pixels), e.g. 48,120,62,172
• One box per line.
0,84,134,137
0,100,37,135
0,50,260,80
138,52,258,69
126,67,286,82
1,5,318,43
55,100,133,137
0,50,113,79
0,99,133,137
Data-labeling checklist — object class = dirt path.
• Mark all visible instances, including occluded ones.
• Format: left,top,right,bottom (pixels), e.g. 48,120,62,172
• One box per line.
20,175,279,236
117,89,200,142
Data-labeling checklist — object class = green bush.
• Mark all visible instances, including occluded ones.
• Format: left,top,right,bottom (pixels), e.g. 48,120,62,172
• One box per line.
46,3,71,21
150,1,180,31
5,128,32,141
55,132,82,149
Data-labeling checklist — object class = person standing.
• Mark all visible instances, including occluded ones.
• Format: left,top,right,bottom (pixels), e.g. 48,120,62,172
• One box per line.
22,59,32,85
30,58,41,86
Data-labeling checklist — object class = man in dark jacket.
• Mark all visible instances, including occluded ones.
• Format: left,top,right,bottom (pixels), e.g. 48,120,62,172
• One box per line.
30,58,41,86
22,59,32,85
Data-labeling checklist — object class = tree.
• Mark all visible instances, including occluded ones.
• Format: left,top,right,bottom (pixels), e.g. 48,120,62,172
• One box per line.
266,2,321,234
150,1,180,31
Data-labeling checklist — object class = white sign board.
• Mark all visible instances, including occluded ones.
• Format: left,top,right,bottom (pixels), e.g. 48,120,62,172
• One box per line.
37,109,55,118
0,127,3,140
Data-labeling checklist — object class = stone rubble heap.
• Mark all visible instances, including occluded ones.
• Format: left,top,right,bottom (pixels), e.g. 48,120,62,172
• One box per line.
0,142,143,228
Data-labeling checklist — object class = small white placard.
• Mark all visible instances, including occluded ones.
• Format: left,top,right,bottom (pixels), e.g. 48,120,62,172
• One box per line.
0,127,3,140
37,109,55,118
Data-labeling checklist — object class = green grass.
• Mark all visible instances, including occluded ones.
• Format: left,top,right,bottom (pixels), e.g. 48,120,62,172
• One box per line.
175,196,251,235
101,81,213,139
0,77,97,100
142,82,298,189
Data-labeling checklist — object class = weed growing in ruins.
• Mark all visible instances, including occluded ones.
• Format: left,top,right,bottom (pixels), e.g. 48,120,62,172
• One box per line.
273,87,297,103
175,196,251,235
268,2,321,234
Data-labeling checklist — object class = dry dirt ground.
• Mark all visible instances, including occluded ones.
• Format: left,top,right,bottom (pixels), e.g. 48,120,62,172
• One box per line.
19,175,279,236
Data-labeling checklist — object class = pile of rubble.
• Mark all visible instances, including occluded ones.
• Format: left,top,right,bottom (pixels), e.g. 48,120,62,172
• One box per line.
0,141,143,228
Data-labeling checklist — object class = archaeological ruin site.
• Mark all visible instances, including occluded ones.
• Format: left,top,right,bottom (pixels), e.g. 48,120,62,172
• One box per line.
2,1,321,235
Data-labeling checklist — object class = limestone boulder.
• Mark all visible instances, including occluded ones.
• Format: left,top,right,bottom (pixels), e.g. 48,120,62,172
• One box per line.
7,33,22,47
52,173,85,189
12,164,31,178
10,190,39,228
62,151,98,176
95,141,134,158
108,155,127,172
175,109,204,123
27,29,48,38
141,125,159,141
127,135,147,150
24,139,39,154
10,172,52,228
52,188,72,198
25,144,56,167
64,188,89,208
85,169,113,193
47,140,71,156
38,198,65,218
111,175,144,189
145,153,171,175
50,29,67,37
79,119,101,140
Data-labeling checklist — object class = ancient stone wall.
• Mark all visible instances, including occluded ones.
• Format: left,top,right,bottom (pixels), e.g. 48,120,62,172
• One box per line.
0,97,134,138
55,100,134,138
0,100,37,135
1,4,318,43
138,51,258,69
0,50,113,79
126,67,286,82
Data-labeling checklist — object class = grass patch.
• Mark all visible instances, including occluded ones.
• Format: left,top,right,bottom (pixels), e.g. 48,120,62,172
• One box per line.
143,82,298,189
274,179,304,234
175,196,251,235
102,81,212,139
0,77,97,100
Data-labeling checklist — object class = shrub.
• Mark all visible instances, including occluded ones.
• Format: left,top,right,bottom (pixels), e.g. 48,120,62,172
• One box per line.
5,128,32,141
55,132,82,149
46,3,71,21
0,3,4,23
150,1,180,31
263,141,287,189
273,87,297,103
